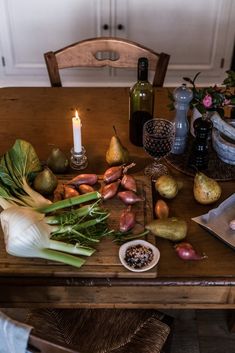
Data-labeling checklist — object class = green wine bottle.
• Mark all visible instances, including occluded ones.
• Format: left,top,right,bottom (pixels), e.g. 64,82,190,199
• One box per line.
129,57,154,147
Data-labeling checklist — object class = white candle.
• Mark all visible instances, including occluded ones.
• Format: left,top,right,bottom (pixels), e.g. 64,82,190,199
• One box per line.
72,110,82,153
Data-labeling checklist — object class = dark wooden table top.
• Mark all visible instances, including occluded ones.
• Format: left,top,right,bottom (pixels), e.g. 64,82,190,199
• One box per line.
0,87,235,309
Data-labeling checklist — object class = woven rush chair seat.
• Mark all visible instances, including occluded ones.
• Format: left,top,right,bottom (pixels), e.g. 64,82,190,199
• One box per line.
26,308,171,353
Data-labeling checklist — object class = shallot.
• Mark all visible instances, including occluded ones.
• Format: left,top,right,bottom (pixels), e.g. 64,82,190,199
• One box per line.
154,199,169,219
174,242,207,261
103,166,123,184
103,163,135,184
119,206,136,232
121,174,137,193
64,185,79,199
117,191,143,205
78,184,95,194
101,180,121,200
53,183,65,202
66,174,98,187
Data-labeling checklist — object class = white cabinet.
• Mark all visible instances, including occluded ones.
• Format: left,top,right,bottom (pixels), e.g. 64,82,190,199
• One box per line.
0,0,234,87
0,0,106,86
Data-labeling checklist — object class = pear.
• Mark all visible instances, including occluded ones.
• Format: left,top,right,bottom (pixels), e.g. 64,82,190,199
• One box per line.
155,175,179,199
193,172,221,204
33,167,58,196
47,147,69,174
106,126,129,166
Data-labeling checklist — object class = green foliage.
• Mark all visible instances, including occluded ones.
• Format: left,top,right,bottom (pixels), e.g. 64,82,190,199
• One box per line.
222,70,235,88
168,71,235,115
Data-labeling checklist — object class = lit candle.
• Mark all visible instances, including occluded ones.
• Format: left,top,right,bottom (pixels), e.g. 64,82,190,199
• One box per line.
72,110,82,153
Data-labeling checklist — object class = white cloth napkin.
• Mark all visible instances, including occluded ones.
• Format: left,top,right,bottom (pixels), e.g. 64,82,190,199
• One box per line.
192,193,235,248
0,311,32,353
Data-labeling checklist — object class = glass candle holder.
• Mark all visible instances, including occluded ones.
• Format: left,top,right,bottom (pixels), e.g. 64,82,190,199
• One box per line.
70,146,88,170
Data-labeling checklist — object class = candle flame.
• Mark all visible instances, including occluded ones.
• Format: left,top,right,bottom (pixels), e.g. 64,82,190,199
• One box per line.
75,110,79,119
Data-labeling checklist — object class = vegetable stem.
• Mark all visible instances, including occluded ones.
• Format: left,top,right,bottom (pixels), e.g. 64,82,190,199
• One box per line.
49,239,95,256
40,248,86,268
37,191,101,214
45,203,104,225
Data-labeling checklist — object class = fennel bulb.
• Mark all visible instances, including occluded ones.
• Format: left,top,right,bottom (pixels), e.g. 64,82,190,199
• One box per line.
1,207,95,268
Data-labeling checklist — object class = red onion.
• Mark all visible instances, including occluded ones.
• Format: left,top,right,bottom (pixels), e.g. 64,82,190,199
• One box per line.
119,206,136,232
174,242,207,261
117,191,143,205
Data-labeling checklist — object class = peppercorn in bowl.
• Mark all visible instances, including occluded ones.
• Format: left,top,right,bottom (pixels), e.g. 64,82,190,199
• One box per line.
119,239,160,272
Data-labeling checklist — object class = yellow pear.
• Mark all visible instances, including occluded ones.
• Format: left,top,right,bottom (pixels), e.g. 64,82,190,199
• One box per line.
193,172,221,204
106,127,129,166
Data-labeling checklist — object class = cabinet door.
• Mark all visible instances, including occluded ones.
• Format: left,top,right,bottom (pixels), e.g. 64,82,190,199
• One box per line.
0,0,108,86
114,0,235,86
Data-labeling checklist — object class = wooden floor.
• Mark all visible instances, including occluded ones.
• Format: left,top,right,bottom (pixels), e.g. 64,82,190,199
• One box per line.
166,309,235,353
2,308,235,352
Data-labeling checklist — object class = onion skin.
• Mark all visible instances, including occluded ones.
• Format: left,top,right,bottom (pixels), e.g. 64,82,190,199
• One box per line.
66,174,98,187
117,191,143,205
103,166,123,183
78,184,95,194
154,200,169,219
119,206,136,232
102,180,120,200
174,242,207,261
121,174,137,192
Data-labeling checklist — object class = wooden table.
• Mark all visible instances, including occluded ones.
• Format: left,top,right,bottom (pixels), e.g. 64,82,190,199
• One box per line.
0,87,235,309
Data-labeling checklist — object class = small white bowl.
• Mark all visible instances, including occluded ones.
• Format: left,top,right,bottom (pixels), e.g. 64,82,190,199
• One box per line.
119,239,160,272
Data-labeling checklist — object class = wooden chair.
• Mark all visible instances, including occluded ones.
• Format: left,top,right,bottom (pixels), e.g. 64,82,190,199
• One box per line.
2,308,173,353
44,37,170,87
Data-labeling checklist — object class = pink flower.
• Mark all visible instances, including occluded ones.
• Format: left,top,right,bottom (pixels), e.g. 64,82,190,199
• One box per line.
202,94,213,108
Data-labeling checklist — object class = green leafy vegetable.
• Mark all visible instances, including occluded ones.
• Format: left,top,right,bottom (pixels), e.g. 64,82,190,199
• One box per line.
0,139,51,209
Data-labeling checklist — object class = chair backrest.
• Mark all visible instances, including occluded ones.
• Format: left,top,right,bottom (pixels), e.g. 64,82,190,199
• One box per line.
44,37,170,87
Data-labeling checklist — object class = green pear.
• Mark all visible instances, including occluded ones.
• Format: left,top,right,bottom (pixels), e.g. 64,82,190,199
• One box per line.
33,167,58,196
47,147,69,174
193,172,221,204
106,127,129,166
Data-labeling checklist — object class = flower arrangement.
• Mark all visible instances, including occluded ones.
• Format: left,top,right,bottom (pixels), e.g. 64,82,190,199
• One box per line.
183,71,235,116
168,71,235,117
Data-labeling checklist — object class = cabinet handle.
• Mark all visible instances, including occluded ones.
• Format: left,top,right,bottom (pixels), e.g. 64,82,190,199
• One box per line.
117,24,124,30
103,24,109,30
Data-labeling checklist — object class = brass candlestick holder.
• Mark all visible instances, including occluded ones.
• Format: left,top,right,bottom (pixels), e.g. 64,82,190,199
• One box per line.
70,146,88,170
